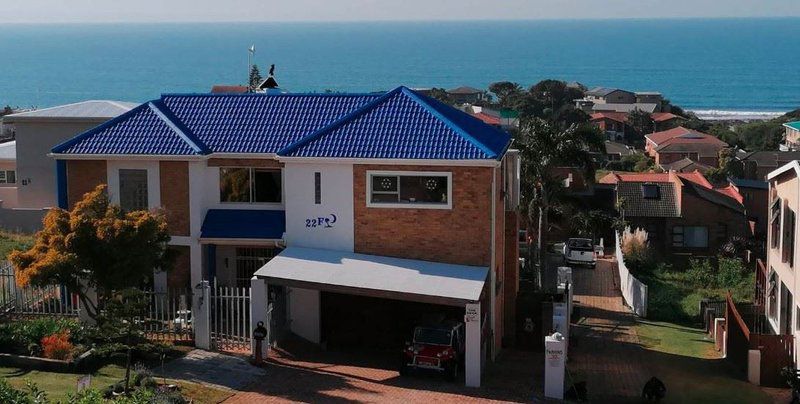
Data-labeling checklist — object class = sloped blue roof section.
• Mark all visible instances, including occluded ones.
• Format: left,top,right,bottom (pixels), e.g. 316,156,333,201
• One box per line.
279,87,511,160
52,87,511,160
52,101,208,155
200,209,286,239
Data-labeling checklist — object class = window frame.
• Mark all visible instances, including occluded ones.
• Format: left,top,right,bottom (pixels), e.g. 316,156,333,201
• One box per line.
118,168,149,212
366,170,453,210
219,167,283,205
0,170,14,184
672,225,709,248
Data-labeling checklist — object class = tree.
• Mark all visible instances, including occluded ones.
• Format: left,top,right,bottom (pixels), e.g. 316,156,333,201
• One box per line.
248,64,263,90
427,88,453,105
515,118,603,285
627,109,654,143
9,185,174,321
488,81,524,109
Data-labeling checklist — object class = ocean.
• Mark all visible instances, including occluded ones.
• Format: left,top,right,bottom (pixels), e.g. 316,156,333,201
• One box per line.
0,18,798,116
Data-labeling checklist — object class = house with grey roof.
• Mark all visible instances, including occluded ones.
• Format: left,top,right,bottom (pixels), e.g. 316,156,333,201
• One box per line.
446,86,486,104
2,100,135,210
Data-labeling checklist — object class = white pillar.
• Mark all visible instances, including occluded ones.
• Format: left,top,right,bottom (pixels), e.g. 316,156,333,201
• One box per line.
544,332,566,400
251,277,268,360
194,280,211,349
465,302,481,387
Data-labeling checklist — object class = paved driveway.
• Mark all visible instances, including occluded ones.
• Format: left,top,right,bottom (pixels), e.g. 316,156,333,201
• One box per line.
224,337,550,403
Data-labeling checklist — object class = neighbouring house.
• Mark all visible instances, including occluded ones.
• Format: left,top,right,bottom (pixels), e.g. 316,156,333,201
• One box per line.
600,170,748,258
50,86,520,388
591,112,629,141
593,103,659,114
645,126,728,168
660,157,713,174
2,100,136,210
0,141,16,208
604,140,635,163
468,106,519,129
729,178,769,249
634,92,664,108
650,112,684,131
762,160,800,361
584,87,636,105
781,121,800,151
738,150,800,180
210,85,249,94
446,86,487,104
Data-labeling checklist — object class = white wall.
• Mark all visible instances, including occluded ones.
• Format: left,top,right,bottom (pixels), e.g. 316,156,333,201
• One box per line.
288,287,320,343
13,120,108,209
284,162,354,252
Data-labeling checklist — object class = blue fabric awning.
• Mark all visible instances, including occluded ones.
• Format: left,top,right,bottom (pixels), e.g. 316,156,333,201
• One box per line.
200,209,285,240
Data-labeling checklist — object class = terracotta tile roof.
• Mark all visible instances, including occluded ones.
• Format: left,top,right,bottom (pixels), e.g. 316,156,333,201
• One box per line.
650,112,683,122
590,112,628,123
210,85,249,94
471,112,501,125
715,184,744,204
646,126,726,147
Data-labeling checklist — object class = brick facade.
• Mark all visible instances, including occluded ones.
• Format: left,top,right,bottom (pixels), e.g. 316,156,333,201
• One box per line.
167,245,191,288
492,167,504,350
503,210,519,344
353,165,493,267
66,160,107,209
159,161,190,236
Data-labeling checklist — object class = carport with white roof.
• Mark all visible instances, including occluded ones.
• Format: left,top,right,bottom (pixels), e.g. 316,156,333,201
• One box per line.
250,246,488,387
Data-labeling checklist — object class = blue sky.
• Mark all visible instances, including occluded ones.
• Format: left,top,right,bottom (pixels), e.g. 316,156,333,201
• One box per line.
5,0,800,23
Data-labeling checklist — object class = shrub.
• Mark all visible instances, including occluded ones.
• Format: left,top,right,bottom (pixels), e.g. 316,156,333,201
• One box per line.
0,379,47,404
717,257,746,288
41,331,73,360
0,317,83,357
621,226,652,272
686,258,715,288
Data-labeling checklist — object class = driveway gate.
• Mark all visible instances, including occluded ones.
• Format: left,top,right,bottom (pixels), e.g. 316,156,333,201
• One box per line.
210,281,251,352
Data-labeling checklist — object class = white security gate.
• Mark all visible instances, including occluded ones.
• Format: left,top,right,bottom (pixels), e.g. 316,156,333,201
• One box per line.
209,280,251,352
0,261,79,316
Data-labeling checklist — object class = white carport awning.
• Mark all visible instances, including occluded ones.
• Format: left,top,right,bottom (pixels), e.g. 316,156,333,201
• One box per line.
253,247,488,307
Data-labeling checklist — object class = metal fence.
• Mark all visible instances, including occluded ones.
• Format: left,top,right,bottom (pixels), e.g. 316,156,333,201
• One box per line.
210,280,251,352
142,287,193,342
0,261,79,316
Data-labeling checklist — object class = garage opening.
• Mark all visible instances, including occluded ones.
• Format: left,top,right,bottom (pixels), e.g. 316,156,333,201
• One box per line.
320,292,463,352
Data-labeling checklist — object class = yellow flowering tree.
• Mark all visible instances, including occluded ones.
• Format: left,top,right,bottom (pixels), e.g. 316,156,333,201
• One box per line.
9,185,174,321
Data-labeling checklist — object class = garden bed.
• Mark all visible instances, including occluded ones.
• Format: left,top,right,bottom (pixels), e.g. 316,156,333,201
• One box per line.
0,347,97,373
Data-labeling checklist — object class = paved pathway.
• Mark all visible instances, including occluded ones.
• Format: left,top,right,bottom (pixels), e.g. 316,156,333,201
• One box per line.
568,257,651,402
155,349,266,391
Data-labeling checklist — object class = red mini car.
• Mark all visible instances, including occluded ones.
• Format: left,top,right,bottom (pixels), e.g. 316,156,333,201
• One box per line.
400,322,465,381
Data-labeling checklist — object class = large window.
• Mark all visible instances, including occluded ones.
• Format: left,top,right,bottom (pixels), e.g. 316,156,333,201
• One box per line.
220,168,282,204
367,171,451,208
771,198,782,249
783,202,795,267
671,226,708,248
119,169,148,211
0,170,15,184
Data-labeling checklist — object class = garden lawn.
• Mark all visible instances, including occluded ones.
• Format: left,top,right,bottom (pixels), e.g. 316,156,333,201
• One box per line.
0,231,33,260
635,320,775,403
0,364,125,402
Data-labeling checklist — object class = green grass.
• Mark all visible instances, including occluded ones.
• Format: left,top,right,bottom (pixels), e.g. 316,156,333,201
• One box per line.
0,231,33,260
0,364,125,402
634,320,775,403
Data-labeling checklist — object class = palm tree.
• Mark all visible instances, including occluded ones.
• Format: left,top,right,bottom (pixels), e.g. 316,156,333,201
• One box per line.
515,118,603,288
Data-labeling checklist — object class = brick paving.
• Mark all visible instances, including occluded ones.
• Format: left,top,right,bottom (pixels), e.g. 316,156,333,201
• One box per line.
224,338,547,403
155,349,265,391
569,257,652,402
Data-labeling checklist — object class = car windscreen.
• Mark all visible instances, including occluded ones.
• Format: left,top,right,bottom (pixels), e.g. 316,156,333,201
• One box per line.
414,327,452,345
568,239,593,251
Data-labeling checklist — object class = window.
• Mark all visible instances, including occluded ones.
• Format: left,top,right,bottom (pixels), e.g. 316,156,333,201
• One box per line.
672,226,708,248
367,171,451,208
768,270,777,320
235,247,279,287
641,184,660,199
771,198,782,249
314,172,321,205
783,203,795,267
0,170,15,184
220,168,282,203
119,169,148,211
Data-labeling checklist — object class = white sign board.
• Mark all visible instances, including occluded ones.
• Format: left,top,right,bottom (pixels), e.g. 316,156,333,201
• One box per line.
544,333,566,400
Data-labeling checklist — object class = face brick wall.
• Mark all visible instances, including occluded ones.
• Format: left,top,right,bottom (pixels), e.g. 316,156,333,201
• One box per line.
167,245,191,288
353,164,493,267
492,166,504,350
159,161,190,236
66,160,107,209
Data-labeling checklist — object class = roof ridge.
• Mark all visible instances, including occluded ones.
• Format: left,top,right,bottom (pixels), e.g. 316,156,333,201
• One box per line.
8,99,134,118
402,87,502,159
147,100,210,155
277,87,404,156
160,92,384,98
51,102,152,153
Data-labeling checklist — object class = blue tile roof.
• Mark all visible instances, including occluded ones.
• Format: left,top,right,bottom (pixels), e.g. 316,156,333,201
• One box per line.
53,86,511,160
200,209,286,239
278,87,510,160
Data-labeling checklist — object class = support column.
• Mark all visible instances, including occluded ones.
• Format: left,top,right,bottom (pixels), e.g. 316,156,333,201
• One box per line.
194,280,210,349
77,281,98,326
251,277,268,360
465,302,481,387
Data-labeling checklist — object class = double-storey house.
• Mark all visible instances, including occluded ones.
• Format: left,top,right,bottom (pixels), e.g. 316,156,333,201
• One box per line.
600,171,748,258
50,86,520,387
645,126,728,168
781,121,800,151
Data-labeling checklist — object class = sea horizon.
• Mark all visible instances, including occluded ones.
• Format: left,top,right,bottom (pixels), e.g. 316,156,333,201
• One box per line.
0,18,798,113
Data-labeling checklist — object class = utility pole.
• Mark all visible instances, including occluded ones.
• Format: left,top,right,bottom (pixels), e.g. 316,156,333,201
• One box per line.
248,45,255,88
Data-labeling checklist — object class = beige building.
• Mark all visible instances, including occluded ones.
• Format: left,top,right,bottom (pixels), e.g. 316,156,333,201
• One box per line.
0,141,16,208
765,160,800,358
3,100,135,209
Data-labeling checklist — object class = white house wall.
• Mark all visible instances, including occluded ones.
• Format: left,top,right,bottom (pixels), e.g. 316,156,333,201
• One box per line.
284,162,355,252
288,287,321,343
